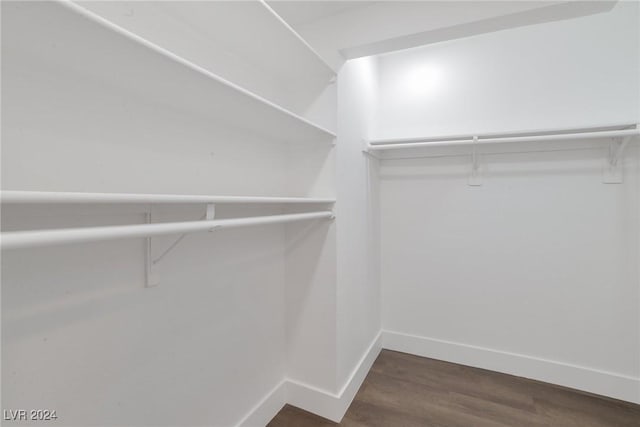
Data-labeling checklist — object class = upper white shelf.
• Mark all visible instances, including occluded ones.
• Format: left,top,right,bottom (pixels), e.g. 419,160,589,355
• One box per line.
0,191,335,205
75,0,335,87
258,0,336,76
5,1,336,144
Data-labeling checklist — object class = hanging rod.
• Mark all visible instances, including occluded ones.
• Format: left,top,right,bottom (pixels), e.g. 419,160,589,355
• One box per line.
374,145,605,161
368,124,639,151
0,191,335,205
0,211,334,250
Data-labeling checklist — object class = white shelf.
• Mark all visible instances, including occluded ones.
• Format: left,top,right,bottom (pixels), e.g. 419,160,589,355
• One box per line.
0,191,335,205
257,0,336,77
76,0,335,88
5,1,336,144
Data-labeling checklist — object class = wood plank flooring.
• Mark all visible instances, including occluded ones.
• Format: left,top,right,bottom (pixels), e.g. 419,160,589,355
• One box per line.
268,350,640,427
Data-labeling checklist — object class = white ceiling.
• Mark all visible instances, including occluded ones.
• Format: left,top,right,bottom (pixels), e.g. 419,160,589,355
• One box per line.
267,1,617,71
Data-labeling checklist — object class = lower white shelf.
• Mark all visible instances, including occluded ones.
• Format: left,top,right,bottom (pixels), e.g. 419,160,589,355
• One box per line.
0,191,335,205
0,211,334,250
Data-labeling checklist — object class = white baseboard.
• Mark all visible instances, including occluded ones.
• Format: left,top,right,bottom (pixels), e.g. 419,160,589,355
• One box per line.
238,329,638,426
236,332,382,426
236,380,286,427
285,331,382,422
382,330,640,404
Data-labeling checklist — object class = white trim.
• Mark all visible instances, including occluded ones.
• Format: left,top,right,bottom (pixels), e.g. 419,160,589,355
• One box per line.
234,332,382,425
286,331,382,422
235,380,286,427
233,329,639,426
382,330,640,404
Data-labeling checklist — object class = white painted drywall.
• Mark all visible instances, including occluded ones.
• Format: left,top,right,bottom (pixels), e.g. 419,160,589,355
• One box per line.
336,56,382,387
375,1,640,402
2,208,289,426
284,219,337,392
1,1,337,425
375,1,639,138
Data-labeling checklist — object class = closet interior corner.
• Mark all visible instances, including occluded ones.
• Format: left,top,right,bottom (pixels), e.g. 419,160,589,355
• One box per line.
2,1,639,426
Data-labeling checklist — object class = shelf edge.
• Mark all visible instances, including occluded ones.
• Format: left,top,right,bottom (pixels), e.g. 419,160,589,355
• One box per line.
0,191,335,205
61,0,337,139
259,0,337,77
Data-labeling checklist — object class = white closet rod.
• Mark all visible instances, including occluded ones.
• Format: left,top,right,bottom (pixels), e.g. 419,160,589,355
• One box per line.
368,125,639,151
0,211,333,250
0,191,335,205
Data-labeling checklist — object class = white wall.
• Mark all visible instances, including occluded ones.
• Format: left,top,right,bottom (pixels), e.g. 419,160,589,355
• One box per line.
284,219,337,391
375,1,639,138
2,207,288,427
5,1,639,424
336,56,381,387
375,1,640,403
1,2,336,425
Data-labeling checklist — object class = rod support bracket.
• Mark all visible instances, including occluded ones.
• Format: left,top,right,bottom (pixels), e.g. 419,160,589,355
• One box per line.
603,136,631,184
145,209,160,287
362,150,381,160
149,203,216,281
206,203,216,221
468,136,482,186
362,139,382,159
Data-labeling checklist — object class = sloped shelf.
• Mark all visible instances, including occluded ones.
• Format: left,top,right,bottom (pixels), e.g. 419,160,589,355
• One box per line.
258,0,336,77
77,0,336,91
0,191,335,205
5,1,336,144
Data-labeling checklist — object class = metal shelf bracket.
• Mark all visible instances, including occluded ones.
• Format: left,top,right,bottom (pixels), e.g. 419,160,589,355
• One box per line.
145,204,216,287
468,136,482,186
603,136,631,184
145,209,160,287
362,139,382,160
205,203,216,221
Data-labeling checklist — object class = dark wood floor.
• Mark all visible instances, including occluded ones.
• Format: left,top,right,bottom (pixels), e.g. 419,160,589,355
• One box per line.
268,350,640,427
